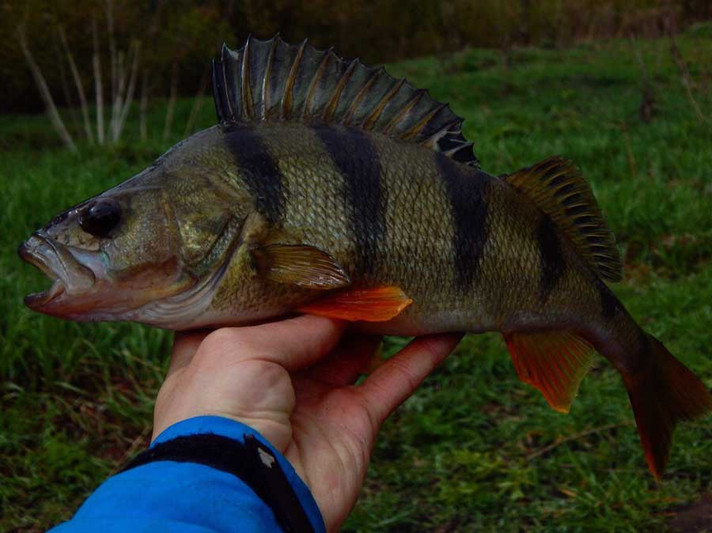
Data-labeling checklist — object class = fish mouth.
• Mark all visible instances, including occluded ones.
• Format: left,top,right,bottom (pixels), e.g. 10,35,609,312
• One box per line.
18,232,96,311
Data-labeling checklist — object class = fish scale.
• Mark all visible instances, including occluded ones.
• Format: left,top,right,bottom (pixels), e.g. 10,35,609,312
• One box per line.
241,122,611,336
269,124,465,326
18,36,712,480
312,125,385,276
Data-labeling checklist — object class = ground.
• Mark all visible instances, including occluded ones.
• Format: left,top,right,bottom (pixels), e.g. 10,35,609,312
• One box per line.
2,24,712,532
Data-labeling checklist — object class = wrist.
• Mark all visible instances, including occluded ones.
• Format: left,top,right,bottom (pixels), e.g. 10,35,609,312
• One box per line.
153,359,296,448
154,410,292,452
149,416,325,533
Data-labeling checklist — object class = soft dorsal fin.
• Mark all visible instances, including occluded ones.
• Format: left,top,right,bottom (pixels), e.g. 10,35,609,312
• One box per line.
504,156,622,282
211,35,479,167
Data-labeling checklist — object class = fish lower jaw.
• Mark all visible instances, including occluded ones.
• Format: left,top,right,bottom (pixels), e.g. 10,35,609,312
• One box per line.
19,237,67,309
24,279,66,309
20,232,99,313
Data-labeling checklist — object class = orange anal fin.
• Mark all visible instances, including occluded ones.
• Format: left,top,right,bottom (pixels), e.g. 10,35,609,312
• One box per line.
503,331,595,413
298,286,413,322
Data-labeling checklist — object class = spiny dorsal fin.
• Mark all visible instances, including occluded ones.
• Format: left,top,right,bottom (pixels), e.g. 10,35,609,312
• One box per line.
504,156,622,282
211,35,479,168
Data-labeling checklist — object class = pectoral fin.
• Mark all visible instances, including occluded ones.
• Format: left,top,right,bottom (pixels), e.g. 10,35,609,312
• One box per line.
299,286,413,322
503,331,594,413
252,244,350,289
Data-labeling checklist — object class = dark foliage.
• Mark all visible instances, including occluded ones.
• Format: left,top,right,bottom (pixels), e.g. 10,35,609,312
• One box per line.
2,0,712,114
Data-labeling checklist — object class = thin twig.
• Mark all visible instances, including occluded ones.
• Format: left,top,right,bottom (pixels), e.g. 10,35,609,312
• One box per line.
109,425,152,475
106,0,117,108
620,121,638,179
163,61,179,142
116,41,141,141
632,38,656,124
184,64,210,136
110,50,125,141
58,25,94,144
109,51,122,140
139,69,150,141
670,36,706,123
53,34,78,131
527,421,633,461
16,26,76,151
92,17,105,145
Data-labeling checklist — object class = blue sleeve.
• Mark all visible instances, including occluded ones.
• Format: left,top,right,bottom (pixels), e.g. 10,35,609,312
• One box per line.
49,416,326,533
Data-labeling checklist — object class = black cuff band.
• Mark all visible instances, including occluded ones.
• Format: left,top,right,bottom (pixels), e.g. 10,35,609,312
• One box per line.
122,433,316,533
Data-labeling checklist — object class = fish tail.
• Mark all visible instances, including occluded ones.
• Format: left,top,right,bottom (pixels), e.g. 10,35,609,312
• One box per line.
501,156,711,477
619,331,712,480
503,287,712,478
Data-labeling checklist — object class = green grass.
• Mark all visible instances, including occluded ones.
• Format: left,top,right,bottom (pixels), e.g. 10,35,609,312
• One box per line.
3,26,712,532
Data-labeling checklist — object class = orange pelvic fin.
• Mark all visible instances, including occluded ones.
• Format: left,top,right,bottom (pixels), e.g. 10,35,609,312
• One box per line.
252,244,351,289
503,330,595,413
298,286,413,322
623,335,712,480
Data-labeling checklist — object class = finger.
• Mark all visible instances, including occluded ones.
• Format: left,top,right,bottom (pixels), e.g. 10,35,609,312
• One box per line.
358,333,464,427
302,333,382,387
200,314,347,373
167,330,211,378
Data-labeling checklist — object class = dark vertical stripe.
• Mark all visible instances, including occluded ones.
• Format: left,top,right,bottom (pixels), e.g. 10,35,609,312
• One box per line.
313,126,385,274
638,329,650,355
537,215,566,301
596,278,622,320
435,154,489,291
224,127,285,223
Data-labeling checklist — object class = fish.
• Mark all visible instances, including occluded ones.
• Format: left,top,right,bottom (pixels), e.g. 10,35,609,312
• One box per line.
18,35,711,479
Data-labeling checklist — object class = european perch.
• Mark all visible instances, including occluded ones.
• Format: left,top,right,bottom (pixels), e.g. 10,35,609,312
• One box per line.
19,36,711,479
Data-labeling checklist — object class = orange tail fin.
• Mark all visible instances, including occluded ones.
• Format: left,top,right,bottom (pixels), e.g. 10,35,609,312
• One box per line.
623,335,712,480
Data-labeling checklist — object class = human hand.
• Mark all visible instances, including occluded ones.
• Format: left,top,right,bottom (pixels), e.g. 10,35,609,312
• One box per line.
153,315,462,532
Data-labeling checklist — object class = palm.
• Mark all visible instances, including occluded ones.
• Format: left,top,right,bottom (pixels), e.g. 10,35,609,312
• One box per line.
287,381,378,529
155,316,462,533
229,332,391,530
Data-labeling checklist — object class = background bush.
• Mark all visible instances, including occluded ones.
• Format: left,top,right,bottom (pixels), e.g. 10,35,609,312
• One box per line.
2,0,712,113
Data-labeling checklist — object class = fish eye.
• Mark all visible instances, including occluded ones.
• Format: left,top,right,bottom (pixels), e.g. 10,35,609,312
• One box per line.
79,199,122,237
